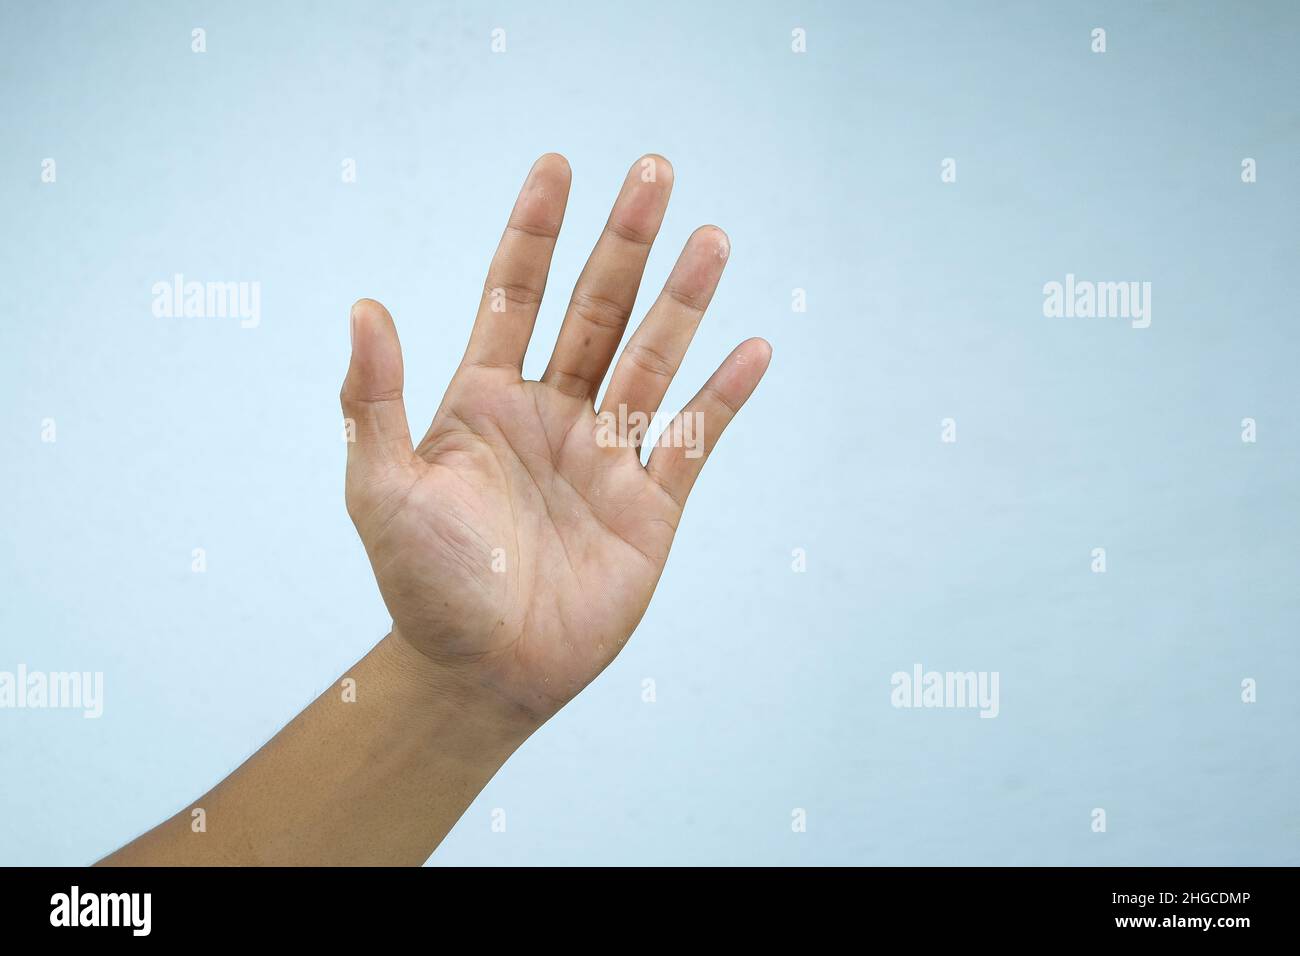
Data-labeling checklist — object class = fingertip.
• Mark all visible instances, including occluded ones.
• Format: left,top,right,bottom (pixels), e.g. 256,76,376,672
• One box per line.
609,155,673,243
351,297,391,330
637,153,673,183
738,336,773,367
346,297,403,392
531,152,572,184
625,154,674,197
515,155,571,235
665,226,731,300
696,225,729,262
351,297,377,317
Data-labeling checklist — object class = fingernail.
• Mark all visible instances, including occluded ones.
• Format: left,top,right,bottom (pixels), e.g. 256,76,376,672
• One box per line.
349,303,358,346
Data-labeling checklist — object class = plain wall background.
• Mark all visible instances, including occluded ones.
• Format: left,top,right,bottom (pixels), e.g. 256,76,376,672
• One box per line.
1,0,1297,865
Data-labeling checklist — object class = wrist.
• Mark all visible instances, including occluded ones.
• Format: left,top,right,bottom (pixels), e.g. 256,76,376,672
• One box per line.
375,627,546,755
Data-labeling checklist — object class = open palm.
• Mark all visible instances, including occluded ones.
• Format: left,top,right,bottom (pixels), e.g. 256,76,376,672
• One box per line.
341,154,770,720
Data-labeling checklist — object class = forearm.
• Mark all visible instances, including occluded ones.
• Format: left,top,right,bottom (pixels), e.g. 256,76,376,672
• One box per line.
98,631,541,866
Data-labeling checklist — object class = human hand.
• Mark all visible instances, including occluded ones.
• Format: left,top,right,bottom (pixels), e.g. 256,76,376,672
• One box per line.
340,153,770,724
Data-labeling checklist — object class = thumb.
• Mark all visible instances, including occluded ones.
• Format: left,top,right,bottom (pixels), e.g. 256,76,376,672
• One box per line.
341,298,414,471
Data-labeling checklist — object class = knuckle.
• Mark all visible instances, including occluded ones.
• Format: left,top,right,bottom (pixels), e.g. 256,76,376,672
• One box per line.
484,280,543,309
622,342,677,379
569,289,631,332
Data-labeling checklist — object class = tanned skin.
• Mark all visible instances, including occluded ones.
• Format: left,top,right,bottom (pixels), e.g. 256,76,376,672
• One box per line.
100,154,771,866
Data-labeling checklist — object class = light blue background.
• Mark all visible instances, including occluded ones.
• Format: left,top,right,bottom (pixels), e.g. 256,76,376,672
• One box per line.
2,0,1297,865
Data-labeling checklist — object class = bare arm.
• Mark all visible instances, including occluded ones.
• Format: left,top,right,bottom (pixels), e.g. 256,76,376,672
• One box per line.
100,153,770,866
99,632,536,866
